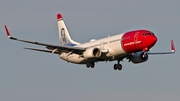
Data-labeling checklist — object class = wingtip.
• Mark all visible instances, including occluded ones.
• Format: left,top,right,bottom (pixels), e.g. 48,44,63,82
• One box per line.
4,25,11,38
57,13,63,21
171,39,175,52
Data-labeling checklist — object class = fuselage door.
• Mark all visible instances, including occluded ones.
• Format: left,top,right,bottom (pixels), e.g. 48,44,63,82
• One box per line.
134,32,141,47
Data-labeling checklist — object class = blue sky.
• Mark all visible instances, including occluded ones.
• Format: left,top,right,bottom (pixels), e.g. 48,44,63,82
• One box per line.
0,0,180,101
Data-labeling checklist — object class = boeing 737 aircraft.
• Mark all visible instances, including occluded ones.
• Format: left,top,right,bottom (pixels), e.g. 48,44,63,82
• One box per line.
4,13,175,70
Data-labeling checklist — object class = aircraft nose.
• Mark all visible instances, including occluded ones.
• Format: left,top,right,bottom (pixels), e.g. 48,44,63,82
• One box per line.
153,35,157,43
150,35,157,47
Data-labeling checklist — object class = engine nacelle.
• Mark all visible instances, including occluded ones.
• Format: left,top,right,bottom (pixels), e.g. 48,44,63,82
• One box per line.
131,52,148,64
83,48,101,59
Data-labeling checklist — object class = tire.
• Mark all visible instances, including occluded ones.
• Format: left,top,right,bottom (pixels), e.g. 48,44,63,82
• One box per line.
117,64,122,70
114,64,117,70
86,63,91,68
91,63,95,68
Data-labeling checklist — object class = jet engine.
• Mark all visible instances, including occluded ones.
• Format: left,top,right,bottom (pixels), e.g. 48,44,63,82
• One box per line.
83,47,101,59
131,52,148,64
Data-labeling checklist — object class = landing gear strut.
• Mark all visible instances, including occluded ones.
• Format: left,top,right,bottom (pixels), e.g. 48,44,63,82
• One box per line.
113,60,122,70
86,62,95,68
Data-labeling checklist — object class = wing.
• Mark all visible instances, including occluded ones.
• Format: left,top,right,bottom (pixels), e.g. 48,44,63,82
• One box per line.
4,25,85,54
148,40,175,55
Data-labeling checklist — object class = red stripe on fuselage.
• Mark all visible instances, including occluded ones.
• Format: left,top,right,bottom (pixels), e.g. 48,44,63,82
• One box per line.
121,30,157,53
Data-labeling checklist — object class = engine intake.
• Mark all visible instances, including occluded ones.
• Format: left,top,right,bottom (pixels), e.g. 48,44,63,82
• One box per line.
83,48,101,59
131,52,148,64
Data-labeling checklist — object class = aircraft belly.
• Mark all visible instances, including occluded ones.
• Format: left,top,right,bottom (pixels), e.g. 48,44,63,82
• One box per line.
59,53,87,64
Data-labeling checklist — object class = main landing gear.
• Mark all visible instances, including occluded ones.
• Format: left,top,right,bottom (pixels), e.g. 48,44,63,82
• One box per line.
86,62,95,68
113,61,122,70
85,61,122,70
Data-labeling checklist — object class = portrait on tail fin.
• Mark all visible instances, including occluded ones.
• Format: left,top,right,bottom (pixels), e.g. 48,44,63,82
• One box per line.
61,28,66,44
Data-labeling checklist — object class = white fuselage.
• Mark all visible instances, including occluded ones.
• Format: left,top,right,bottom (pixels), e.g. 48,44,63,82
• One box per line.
59,33,127,64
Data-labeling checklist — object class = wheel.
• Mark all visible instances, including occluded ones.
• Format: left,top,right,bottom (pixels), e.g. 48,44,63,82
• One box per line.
113,64,117,70
86,63,91,68
86,62,95,68
90,62,95,68
117,64,122,70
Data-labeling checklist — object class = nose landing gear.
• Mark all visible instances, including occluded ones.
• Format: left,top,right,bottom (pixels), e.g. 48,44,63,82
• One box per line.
86,62,95,68
113,60,122,70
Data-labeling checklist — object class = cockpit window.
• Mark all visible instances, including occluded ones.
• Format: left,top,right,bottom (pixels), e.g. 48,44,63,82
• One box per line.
142,32,154,36
147,32,151,35
142,33,146,36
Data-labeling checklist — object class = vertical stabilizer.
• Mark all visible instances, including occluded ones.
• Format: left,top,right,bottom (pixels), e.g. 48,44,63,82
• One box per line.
57,13,80,46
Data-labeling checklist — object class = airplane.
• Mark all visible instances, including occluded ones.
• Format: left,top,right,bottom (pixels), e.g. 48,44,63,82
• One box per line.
4,13,175,70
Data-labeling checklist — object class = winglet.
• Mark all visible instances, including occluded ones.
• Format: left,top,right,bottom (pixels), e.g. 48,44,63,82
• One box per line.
57,13,63,21
4,25,11,38
171,39,175,52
